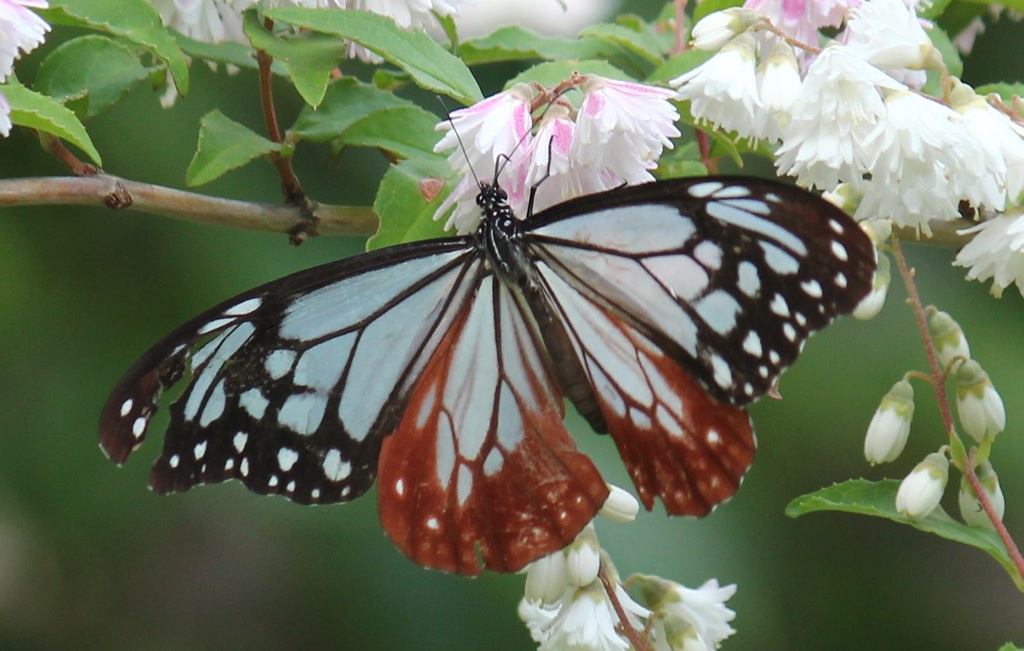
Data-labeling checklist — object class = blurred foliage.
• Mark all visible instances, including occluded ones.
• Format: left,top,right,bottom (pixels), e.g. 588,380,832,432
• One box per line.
0,3,1022,651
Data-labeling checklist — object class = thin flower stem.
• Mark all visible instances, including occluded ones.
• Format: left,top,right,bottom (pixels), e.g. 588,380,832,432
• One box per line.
0,176,378,236
755,17,821,54
41,133,100,177
966,448,1024,580
889,234,957,436
597,563,651,651
257,17,306,206
673,0,689,55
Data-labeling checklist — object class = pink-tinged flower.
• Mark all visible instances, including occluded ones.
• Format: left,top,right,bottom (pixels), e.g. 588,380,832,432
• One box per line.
0,90,10,137
843,0,937,72
775,44,905,192
895,451,948,520
573,76,680,184
863,379,914,465
745,0,859,46
434,84,534,233
152,0,246,43
954,210,1024,298
673,33,765,141
0,0,49,81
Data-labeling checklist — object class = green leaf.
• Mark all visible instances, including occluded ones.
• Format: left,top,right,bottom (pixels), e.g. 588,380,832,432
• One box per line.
506,60,633,92
977,82,1024,103
694,0,744,23
787,479,1024,591
459,26,607,65
648,49,713,84
244,12,345,108
36,35,153,118
579,21,664,67
996,644,1024,651
339,107,440,159
290,77,419,142
186,110,283,187
3,83,101,164
368,157,453,250
264,7,481,104
174,32,260,70
41,0,189,95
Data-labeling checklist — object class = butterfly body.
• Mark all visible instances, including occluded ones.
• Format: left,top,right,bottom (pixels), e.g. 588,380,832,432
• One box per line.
100,176,875,574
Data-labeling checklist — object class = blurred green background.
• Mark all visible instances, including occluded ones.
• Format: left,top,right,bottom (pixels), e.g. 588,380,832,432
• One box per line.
1,4,1022,650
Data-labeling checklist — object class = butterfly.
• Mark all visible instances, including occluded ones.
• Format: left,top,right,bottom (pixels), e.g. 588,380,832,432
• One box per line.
99,175,875,575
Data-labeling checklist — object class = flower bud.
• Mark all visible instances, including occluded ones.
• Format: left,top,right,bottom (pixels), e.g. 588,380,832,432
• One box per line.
854,253,890,320
895,451,949,519
599,484,640,523
690,9,760,51
958,461,1005,528
864,379,914,465
955,360,1006,442
524,551,567,605
928,311,971,369
565,527,601,587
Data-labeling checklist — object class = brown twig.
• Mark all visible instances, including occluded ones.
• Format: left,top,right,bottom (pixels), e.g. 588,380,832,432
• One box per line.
597,563,652,651
0,176,378,236
966,448,1024,580
41,133,100,177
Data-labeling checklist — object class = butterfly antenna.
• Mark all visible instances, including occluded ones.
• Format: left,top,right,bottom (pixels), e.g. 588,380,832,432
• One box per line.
437,96,481,189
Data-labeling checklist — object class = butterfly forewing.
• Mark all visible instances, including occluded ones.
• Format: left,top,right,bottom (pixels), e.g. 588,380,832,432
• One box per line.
525,177,875,407
100,240,478,504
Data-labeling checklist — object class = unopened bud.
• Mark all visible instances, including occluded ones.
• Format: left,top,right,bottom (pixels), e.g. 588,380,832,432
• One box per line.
955,360,1006,442
864,379,914,465
895,451,949,520
928,311,971,369
958,461,1005,529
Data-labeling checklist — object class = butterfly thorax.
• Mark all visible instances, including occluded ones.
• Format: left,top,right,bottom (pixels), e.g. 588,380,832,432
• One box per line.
476,181,531,285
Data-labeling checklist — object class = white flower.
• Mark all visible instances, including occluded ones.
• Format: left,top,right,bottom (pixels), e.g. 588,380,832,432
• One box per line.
633,575,737,651
598,484,640,523
895,451,949,520
519,599,560,644
955,360,1006,442
852,249,889,320
852,89,971,234
954,210,1024,298
525,551,569,606
948,79,1024,213
843,0,938,72
690,8,760,50
0,0,48,82
152,0,246,43
573,76,680,184
864,379,914,465
673,33,765,140
958,461,1005,528
775,44,905,192
927,310,971,370
757,39,802,142
537,582,650,651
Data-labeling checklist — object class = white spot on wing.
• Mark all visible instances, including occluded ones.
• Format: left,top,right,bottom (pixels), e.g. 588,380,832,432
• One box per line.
240,388,269,420
132,417,146,439
801,279,823,298
222,297,262,317
278,393,327,436
264,349,297,380
120,399,133,417
322,449,351,482
694,290,740,336
277,448,299,472
457,465,473,506
710,353,733,389
743,331,763,357
194,441,207,460
693,241,723,270
169,454,180,468
831,240,848,261
770,294,790,317
737,261,761,297
233,432,248,453
688,180,724,197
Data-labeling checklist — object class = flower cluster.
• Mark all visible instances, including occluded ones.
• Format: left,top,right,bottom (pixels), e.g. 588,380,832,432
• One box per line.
433,74,680,234
150,0,463,63
0,0,49,136
518,487,737,651
674,0,1024,295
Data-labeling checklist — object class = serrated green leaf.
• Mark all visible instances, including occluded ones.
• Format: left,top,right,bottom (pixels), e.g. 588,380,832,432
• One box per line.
579,22,664,66
36,35,152,118
3,83,101,164
506,60,633,92
174,32,260,70
996,643,1024,651
340,107,440,159
186,110,282,186
459,25,607,65
648,49,713,84
244,12,345,108
41,0,189,95
788,479,1024,591
264,7,481,104
290,77,418,142
694,0,744,23
977,82,1024,103
368,157,453,250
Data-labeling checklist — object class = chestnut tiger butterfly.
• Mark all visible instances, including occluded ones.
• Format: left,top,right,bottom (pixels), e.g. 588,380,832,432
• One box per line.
99,174,875,575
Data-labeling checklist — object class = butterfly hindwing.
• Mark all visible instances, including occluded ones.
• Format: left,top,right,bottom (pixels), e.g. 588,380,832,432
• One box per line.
100,240,479,504
377,273,608,574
